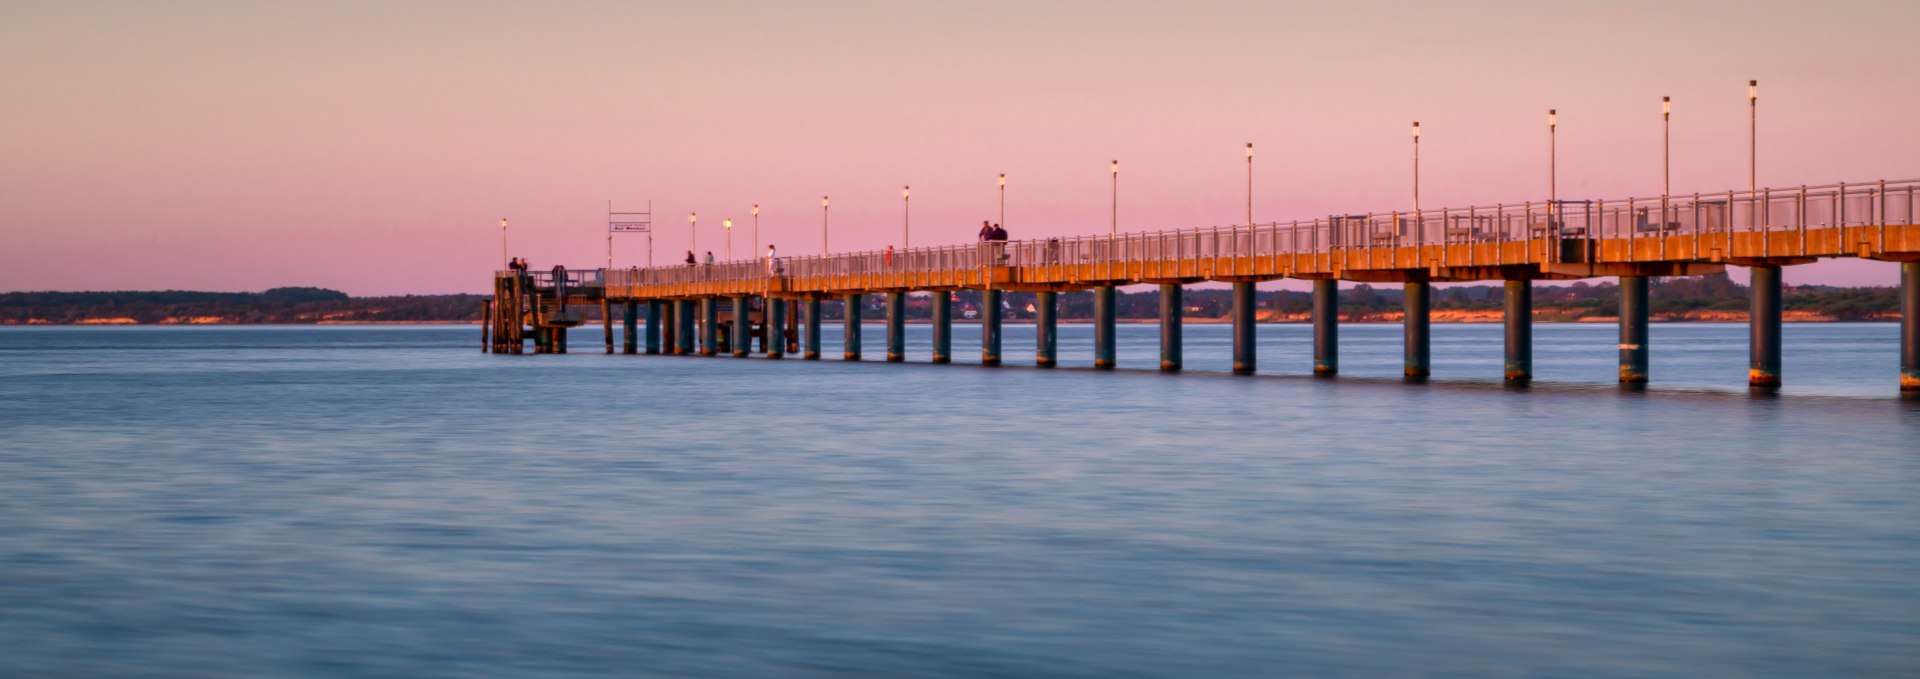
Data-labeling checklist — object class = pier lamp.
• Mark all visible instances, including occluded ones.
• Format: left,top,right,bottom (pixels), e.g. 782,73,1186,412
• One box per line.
822,196,829,256
752,204,760,254
1110,160,1118,238
1662,96,1671,201
903,185,911,249
724,218,733,260
500,218,508,271
1548,109,1557,223
689,212,696,256
1749,80,1757,193
1411,123,1420,221
998,173,1006,228
1245,143,1254,228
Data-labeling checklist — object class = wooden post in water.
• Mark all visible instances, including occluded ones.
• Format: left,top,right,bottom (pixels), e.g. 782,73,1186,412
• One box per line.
602,297,613,354
482,300,492,353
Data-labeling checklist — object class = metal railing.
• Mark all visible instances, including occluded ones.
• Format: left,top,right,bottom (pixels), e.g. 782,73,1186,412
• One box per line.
603,179,1919,290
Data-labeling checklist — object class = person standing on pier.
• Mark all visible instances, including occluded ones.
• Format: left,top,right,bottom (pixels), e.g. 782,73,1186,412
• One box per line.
978,221,993,242
705,251,715,266
685,250,696,266
766,244,779,275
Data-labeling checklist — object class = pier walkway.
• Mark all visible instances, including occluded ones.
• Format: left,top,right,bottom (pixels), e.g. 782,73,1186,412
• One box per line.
489,179,1920,393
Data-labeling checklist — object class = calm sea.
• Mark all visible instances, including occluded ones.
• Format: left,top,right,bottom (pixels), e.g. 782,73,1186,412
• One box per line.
1,324,1916,677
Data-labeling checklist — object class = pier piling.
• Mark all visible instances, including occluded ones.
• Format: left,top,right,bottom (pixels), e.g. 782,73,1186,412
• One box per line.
1904,262,1919,393
931,291,952,363
622,301,637,354
1749,265,1783,391
1160,284,1182,372
645,300,662,355
1404,282,1430,381
700,298,718,357
844,294,862,361
1231,281,1255,375
767,298,785,359
982,289,1002,365
805,299,822,360
886,292,906,362
1620,276,1650,384
1094,285,1117,369
1504,280,1532,383
1036,291,1057,367
675,300,695,356
1313,279,1338,376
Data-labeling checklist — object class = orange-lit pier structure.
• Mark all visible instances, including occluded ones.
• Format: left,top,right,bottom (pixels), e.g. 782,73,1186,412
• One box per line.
488,179,1920,393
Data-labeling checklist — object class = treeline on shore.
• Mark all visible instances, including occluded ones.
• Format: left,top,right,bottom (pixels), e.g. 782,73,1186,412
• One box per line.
0,274,1903,325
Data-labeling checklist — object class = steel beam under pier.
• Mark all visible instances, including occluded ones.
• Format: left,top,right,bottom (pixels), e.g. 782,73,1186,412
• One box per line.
1232,281,1255,375
700,298,718,356
886,292,906,362
1313,280,1337,376
1159,284,1182,372
982,289,1002,365
1404,282,1430,381
767,298,785,359
732,296,751,357
1749,265,1783,391
645,300,662,354
805,299,822,360
1094,286,1117,369
1620,276,1650,384
1904,262,1920,394
844,294,862,361
931,291,952,364
675,300,695,356
1504,281,1531,384
1035,291,1057,367
622,301,637,355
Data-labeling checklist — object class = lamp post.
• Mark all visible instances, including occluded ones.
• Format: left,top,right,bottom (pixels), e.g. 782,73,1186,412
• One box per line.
1245,143,1254,228
689,213,697,258
1411,122,1420,241
1663,96,1671,226
1548,109,1557,224
752,204,760,254
998,173,1006,228
902,185,910,249
1749,80,1757,193
724,218,733,260
821,196,829,256
499,218,508,271
1110,160,1118,238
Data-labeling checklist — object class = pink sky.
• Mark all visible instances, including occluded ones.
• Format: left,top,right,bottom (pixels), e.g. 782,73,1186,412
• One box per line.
3,1,1918,295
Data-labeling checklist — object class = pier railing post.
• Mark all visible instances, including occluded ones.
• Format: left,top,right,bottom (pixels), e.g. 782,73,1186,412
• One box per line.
1404,281,1430,380
1504,280,1532,383
1160,284,1183,372
1313,279,1338,376
982,289,1003,365
1750,265,1783,391
843,294,862,361
1036,291,1057,367
886,291,906,362
1619,276,1650,384
931,291,952,363
1231,281,1255,374
1094,285,1117,369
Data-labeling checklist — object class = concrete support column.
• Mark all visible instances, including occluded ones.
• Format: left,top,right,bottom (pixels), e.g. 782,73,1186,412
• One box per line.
1159,284,1183,372
767,298,785,359
676,300,696,355
1035,291,1058,367
553,327,568,354
1749,265,1783,391
886,291,907,362
1404,282,1430,380
699,298,718,356
1619,276,1650,384
645,300,662,355
660,302,677,355
1504,281,1532,383
931,291,952,363
1903,262,1919,393
1313,279,1338,376
1231,281,1255,375
534,326,550,354
843,294,862,360
982,289,1003,365
1094,285,1117,369
805,299,822,360
622,301,637,354
730,296,751,357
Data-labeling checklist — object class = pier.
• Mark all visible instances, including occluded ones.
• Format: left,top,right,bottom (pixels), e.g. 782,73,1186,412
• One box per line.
490,179,1920,394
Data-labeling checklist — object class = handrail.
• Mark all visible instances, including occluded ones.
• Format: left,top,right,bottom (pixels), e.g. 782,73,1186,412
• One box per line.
602,178,1920,290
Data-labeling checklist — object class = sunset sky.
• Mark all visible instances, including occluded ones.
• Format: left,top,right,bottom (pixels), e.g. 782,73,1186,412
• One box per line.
4,0,1917,295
